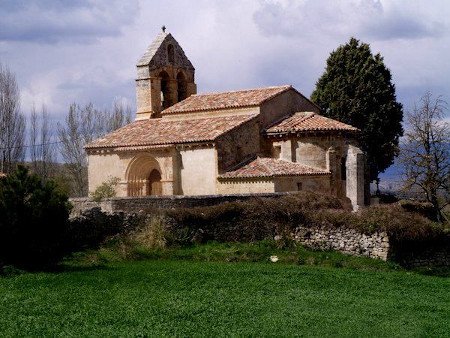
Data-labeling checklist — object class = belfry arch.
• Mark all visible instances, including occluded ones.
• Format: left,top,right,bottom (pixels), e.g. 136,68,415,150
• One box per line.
177,71,187,102
159,70,171,110
135,29,197,120
126,155,163,196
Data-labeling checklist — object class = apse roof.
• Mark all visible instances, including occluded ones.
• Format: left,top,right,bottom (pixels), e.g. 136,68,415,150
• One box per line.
266,112,359,135
219,157,330,179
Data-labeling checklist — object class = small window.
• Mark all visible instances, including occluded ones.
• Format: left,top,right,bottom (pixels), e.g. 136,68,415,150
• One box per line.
167,44,174,63
297,182,303,191
236,146,243,160
273,145,281,159
341,157,347,180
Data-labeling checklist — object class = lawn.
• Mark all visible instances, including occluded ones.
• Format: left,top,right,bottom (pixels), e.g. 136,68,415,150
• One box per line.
1,259,449,336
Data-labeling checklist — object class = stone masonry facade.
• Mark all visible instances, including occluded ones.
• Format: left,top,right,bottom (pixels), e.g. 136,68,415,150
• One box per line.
85,29,367,211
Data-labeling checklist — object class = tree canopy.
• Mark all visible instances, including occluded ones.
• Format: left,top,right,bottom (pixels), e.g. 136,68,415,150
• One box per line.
311,38,403,182
0,166,71,269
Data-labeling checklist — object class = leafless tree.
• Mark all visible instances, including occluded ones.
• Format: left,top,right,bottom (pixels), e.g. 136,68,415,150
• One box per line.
30,104,54,179
30,105,39,172
107,99,132,132
401,92,450,222
57,101,132,197
0,63,26,174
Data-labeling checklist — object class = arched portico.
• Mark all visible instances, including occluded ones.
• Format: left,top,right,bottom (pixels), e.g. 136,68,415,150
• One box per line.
126,155,163,196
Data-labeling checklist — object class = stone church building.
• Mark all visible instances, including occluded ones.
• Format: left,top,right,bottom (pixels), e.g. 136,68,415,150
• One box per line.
86,30,365,209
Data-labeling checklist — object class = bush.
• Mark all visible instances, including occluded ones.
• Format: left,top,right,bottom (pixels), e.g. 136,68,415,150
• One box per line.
399,200,437,221
0,166,71,269
357,204,446,243
162,192,346,245
90,177,120,202
65,208,143,252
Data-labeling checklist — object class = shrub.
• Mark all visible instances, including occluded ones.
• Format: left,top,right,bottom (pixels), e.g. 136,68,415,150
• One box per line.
398,200,437,221
65,208,143,252
0,166,71,269
162,192,346,245
129,215,167,249
357,204,446,243
90,177,120,202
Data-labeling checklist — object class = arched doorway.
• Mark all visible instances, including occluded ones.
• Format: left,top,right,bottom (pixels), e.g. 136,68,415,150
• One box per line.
147,169,162,195
126,155,163,196
177,71,187,102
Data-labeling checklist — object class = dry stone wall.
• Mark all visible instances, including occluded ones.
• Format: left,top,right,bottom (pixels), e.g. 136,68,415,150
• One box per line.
292,226,389,260
70,193,289,217
70,195,448,266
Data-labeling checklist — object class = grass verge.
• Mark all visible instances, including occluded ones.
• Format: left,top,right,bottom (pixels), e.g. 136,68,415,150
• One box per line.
0,259,449,336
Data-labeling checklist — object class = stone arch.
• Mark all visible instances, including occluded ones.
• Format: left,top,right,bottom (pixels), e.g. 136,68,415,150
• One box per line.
126,154,163,196
159,70,171,110
177,71,187,102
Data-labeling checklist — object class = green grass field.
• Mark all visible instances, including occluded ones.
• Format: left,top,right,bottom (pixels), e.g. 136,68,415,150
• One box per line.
1,257,449,336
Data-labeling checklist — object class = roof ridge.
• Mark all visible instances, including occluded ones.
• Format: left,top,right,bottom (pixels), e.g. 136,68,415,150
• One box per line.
301,111,316,123
312,113,359,129
258,157,277,175
192,85,291,97
136,32,170,66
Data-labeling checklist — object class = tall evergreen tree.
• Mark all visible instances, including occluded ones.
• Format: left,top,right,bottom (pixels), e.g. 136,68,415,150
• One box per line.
311,38,403,184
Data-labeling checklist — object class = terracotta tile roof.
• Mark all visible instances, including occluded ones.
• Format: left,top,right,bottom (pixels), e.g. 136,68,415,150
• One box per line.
162,85,292,115
85,114,257,149
266,112,359,134
219,157,330,179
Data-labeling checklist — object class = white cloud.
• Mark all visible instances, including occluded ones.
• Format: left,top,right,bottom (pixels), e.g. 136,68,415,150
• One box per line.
253,0,447,41
0,0,449,123
0,0,140,43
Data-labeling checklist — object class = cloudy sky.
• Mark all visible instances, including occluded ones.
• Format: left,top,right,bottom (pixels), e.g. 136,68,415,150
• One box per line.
1,0,449,124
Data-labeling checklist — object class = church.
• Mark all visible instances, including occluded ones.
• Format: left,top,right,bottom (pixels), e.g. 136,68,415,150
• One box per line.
85,30,366,210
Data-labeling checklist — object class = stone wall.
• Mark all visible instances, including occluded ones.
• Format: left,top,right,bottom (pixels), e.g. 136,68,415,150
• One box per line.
293,226,389,260
70,193,289,217
69,195,448,267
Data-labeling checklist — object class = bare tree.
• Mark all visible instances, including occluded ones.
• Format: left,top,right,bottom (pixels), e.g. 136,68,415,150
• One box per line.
30,104,54,179
30,105,39,172
107,99,132,132
57,101,132,197
0,63,25,174
401,92,450,222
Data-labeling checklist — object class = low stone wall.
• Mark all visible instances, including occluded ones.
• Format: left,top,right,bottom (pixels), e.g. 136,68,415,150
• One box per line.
70,193,290,217
293,226,389,260
69,195,448,267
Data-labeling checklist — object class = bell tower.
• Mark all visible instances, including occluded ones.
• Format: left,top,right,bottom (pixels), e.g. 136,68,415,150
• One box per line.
135,27,197,120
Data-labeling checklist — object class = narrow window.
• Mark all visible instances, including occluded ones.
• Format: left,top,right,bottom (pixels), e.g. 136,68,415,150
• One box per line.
167,44,174,64
341,157,347,180
297,182,303,191
236,146,243,161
